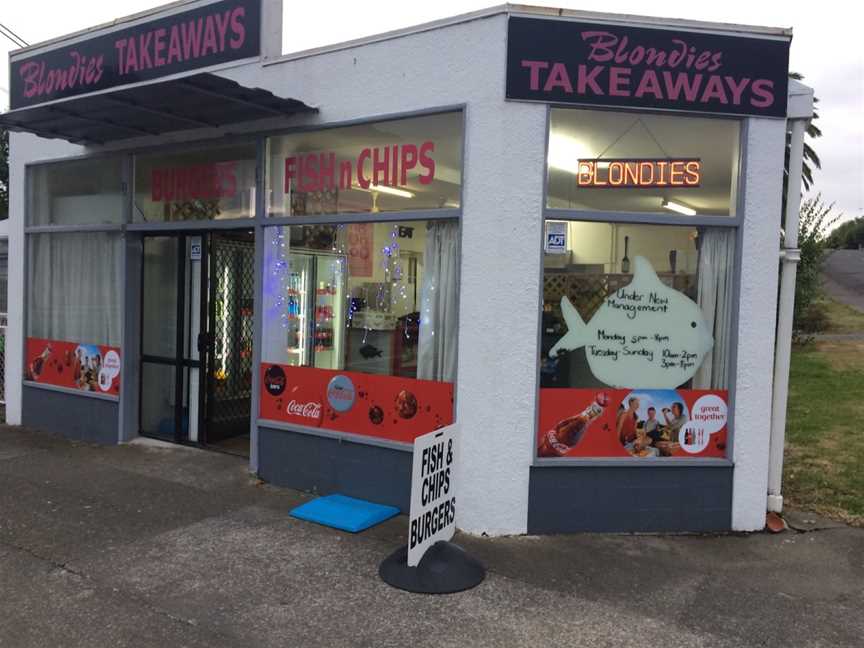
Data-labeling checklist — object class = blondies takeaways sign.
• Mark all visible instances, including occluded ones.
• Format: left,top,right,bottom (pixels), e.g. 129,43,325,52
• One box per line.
10,0,261,109
506,16,790,117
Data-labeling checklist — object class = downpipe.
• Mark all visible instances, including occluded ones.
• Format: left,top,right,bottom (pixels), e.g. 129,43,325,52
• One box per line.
767,118,807,513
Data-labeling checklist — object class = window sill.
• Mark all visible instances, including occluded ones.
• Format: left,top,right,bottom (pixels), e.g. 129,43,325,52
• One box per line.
256,418,412,452
532,457,733,468
22,380,120,402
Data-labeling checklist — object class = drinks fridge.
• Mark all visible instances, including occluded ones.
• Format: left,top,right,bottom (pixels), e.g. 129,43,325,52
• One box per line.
284,251,347,370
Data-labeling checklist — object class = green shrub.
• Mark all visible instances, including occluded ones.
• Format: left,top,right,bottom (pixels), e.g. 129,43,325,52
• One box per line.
792,195,839,335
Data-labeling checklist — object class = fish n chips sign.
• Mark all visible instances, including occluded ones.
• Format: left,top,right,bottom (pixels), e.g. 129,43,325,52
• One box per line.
506,17,790,118
9,0,261,110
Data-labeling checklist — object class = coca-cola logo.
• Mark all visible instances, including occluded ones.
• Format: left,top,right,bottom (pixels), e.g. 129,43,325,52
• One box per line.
287,399,322,420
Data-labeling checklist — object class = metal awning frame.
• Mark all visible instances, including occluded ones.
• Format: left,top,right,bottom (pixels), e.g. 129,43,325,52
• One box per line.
0,73,316,146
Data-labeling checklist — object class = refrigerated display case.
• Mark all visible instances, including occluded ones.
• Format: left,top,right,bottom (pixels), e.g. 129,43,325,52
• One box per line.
285,251,347,370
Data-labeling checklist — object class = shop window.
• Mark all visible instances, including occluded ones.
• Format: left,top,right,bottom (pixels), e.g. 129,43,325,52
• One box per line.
134,143,257,223
266,112,462,217
538,220,733,459
25,232,122,395
259,219,459,443
547,109,740,216
27,157,124,226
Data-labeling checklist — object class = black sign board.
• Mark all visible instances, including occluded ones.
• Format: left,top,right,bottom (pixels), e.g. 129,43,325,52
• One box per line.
10,0,261,110
506,17,790,117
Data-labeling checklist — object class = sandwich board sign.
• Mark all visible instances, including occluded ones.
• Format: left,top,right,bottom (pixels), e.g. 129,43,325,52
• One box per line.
408,425,457,566
379,423,483,593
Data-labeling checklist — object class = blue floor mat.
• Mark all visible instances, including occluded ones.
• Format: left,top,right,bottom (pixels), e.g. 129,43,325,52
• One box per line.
289,494,400,533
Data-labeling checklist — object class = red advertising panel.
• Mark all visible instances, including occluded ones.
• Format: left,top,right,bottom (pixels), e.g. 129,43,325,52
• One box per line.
260,364,454,444
538,388,728,458
24,337,121,396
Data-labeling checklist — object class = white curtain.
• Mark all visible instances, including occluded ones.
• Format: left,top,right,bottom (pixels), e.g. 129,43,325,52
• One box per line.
417,221,460,383
693,228,735,389
28,233,123,347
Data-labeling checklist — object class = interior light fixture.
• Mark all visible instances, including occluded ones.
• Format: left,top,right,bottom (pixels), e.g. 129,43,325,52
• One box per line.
548,134,592,175
662,199,697,216
356,183,415,199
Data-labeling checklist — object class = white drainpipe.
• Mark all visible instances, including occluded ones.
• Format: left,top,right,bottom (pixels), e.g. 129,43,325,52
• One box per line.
767,113,810,513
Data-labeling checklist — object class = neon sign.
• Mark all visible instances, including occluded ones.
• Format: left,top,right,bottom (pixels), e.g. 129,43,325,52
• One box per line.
576,158,701,189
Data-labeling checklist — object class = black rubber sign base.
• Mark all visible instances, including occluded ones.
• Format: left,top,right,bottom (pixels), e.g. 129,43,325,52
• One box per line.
379,541,486,594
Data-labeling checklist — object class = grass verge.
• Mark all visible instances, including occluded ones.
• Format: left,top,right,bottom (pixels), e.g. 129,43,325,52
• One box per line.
785,335,864,526
819,297,864,334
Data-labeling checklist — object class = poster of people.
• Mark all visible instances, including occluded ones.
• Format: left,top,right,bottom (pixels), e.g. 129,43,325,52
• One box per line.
538,388,728,458
24,338,122,395
259,364,453,444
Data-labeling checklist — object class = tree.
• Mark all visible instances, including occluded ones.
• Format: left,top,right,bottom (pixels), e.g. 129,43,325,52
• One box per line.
826,217,864,249
0,127,8,220
782,72,821,222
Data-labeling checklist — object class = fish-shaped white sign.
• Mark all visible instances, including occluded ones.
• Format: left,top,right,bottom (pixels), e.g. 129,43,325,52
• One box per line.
549,256,714,389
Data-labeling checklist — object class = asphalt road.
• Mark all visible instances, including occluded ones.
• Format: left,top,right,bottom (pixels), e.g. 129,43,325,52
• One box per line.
823,249,864,312
1,426,862,648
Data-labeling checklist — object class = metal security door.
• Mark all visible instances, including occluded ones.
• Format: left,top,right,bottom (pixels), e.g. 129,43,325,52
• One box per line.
202,232,255,444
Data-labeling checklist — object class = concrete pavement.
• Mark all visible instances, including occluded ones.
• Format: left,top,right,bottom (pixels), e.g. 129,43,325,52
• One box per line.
1,425,862,648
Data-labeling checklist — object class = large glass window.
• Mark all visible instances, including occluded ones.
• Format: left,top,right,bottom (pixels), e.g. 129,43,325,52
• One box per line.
134,143,257,223
25,232,123,395
538,220,733,459
28,157,124,226
266,112,462,217
547,109,740,216
259,219,459,444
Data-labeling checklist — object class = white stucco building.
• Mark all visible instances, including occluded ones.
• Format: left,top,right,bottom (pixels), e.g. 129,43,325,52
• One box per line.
1,0,812,534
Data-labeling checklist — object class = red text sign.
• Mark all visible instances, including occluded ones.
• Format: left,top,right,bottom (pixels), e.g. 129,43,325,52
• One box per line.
284,142,436,193
151,161,238,202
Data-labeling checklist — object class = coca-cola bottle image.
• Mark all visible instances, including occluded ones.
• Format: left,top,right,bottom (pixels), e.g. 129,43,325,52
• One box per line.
538,392,610,457
29,345,53,380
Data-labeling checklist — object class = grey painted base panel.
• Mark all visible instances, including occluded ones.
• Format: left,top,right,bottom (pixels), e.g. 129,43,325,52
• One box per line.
258,426,412,511
528,465,733,533
22,385,119,445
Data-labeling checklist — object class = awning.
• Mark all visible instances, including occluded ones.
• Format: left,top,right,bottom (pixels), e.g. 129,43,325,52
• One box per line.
0,73,316,145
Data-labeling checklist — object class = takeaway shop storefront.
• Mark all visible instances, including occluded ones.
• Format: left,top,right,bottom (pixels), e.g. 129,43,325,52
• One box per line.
19,113,465,458
4,1,798,534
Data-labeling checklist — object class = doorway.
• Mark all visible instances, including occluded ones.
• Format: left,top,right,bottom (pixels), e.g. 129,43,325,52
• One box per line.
139,230,255,456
